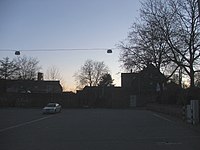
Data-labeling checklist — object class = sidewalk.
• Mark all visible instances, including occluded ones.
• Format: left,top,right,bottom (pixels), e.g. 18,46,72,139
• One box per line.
146,103,200,133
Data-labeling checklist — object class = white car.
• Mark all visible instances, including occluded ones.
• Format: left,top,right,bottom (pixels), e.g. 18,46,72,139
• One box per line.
43,103,62,114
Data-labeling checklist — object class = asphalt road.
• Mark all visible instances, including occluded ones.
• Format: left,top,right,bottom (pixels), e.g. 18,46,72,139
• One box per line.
0,108,200,150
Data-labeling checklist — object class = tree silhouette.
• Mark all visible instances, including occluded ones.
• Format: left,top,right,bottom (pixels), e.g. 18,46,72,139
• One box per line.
13,55,41,80
46,65,62,80
74,59,109,89
119,0,200,88
98,73,114,87
0,57,19,79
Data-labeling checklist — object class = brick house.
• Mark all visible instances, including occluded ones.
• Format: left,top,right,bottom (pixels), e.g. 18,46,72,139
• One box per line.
121,64,167,106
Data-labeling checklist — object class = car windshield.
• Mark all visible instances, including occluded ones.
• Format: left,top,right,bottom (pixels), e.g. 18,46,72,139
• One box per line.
47,103,56,107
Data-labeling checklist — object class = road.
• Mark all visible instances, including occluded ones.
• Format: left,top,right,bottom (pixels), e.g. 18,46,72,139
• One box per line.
0,108,200,150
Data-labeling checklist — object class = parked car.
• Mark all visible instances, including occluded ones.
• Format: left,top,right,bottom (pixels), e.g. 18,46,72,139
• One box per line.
43,103,62,114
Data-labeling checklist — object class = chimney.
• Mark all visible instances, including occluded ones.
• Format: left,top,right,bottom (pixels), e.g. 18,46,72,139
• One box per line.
38,72,43,81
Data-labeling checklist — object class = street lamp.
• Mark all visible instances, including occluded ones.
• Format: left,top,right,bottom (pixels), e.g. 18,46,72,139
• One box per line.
107,49,112,53
15,51,20,55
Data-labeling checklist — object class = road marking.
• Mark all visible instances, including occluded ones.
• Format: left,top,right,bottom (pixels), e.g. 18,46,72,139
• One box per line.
156,141,182,145
153,113,174,123
0,116,53,133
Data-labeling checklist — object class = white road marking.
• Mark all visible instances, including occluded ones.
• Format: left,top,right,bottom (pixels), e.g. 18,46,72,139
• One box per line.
153,113,174,123
136,135,200,141
156,141,182,145
0,116,53,133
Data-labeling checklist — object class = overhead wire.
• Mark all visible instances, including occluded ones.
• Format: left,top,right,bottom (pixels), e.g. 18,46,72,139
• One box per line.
0,48,116,52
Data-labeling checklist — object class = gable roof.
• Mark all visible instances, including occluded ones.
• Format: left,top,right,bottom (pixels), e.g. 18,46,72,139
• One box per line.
138,64,166,82
121,64,166,89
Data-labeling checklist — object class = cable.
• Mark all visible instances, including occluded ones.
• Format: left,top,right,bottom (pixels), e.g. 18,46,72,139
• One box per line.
0,48,116,52
0,49,15,51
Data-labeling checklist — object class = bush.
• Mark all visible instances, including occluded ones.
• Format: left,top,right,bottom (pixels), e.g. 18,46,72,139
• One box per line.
161,83,181,104
185,87,200,104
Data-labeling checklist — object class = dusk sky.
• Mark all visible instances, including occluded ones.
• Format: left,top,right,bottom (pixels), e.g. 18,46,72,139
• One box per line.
0,0,141,91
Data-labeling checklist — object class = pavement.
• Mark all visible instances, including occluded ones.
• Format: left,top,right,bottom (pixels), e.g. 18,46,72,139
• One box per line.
0,108,200,150
148,109,200,133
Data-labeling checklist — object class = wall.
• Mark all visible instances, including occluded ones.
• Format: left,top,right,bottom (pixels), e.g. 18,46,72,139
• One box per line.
0,93,78,108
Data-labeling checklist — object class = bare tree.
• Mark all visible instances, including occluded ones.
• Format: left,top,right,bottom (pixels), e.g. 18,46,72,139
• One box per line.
74,59,109,89
119,20,171,72
46,65,62,80
45,65,69,91
13,55,41,80
0,57,19,79
142,0,200,87
120,0,200,87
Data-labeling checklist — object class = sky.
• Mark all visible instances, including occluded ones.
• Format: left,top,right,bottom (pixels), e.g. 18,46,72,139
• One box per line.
0,0,141,91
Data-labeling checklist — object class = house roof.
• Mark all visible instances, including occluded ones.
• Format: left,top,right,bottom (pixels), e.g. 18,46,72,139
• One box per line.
1,79,62,93
138,64,166,82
